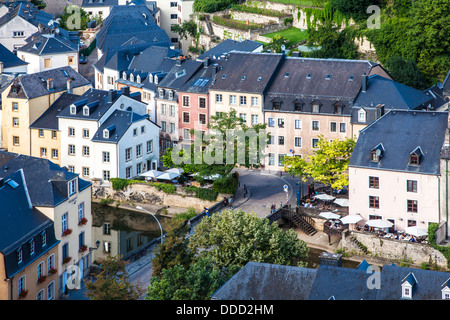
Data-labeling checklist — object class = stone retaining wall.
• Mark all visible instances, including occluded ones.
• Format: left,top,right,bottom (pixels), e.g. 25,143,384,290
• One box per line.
91,180,231,212
341,231,448,270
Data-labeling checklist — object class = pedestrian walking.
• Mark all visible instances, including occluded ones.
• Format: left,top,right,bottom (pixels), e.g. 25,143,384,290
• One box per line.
271,203,276,213
228,196,233,207
204,207,209,217
223,197,228,207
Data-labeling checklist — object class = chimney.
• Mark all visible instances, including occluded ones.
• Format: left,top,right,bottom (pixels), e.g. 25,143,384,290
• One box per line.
0,61,3,74
108,89,117,103
203,57,210,68
361,74,368,92
319,252,342,267
47,78,54,91
67,78,73,94
121,86,130,97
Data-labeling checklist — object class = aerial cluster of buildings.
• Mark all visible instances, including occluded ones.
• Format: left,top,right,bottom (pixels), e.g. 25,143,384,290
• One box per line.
0,0,449,300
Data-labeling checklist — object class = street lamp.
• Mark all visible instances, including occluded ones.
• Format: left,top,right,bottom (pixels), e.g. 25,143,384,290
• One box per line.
136,206,164,244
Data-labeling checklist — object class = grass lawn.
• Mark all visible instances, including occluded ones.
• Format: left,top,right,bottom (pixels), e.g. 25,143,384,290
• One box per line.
262,27,309,46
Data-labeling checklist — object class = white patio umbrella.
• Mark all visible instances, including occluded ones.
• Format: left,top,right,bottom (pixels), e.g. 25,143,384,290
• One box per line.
314,194,336,201
140,170,164,179
190,173,222,180
366,219,393,229
319,212,341,220
156,172,180,180
166,168,184,174
334,198,349,207
405,226,428,237
340,214,363,225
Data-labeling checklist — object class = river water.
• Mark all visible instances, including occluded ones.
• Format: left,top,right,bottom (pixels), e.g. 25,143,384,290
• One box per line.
91,203,361,269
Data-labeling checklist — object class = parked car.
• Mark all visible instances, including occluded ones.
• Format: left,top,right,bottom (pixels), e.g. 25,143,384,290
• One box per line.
79,55,87,64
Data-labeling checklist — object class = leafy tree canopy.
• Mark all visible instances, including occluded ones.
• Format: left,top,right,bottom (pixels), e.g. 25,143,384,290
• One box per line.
384,56,427,90
189,209,309,269
283,136,356,191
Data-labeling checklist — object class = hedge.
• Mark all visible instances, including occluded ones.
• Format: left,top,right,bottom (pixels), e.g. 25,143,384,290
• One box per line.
212,15,264,31
184,186,218,201
109,178,176,194
231,4,290,17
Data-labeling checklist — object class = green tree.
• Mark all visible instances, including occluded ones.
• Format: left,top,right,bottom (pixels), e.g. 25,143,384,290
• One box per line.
85,255,141,300
384,56,427,90
58,5,90,31
330,0,374,21
31,0,46,10
307,21,358,59
146,258,236,300
151,218,195,277
283,136,355,191
189,209,309,269
164,109,268,178
171,20,198,40
266,35,288,53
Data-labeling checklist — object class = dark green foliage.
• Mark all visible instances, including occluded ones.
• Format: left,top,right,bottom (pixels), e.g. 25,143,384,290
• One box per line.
307,22,358,59
384,56,427,90
330,0,375,21
184,186,218,201
212,175,238,194
193,0,240,13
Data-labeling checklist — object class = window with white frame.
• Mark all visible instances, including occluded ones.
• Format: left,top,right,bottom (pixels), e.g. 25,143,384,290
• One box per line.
170,123,175,133
230,95,236,105
52,149,58,159
183,96,190,107
62,212,68,232
215,94,222,103
68,179,76,196
136,163,142,175
136,144,142,158
251,114,258,125
295,119,302,129
295,137,302,147
17,247,23,264
240,96,247,105
83,129,89,138
103,151,110,163
83,146,90,157
68,127,75,137
37,262,44,280
18,276,26,297
251,97,258,106
47,281,54,300
68,144,75,155
125,148,132,161
126,166,132,179
170,105,175,116
340,123,346,133
330,121,337,132
146,140,153,153
78,202,84,222
103,170,110,181
29,239,35,255
161,104,167,115
47,254,55,272
40,148,47,157
312,121,319,131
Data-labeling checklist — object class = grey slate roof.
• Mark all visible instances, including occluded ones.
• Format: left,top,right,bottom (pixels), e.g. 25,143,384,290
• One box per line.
211,261,450,300
57,88,119,121
210,51,284,94
93,42,153,73
82,0,118,7
18,32,78,55
353,74,434,110
211,262,317,300
95,4,172,54
29,92,80,130
0,151,91,207
0,1,54,29
7,66,91,100
178,60,223,94
348,109,448,175
377,265,450,300
158,59,203,91
198,39,263,60
0,169,59,278
91,109,153,143
0,43,28,69
264,57,380,114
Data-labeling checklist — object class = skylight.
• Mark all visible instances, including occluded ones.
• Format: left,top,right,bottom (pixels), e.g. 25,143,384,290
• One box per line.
6,179,19,189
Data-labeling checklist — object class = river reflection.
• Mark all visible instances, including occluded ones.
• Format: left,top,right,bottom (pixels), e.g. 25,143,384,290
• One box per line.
91,203,170,263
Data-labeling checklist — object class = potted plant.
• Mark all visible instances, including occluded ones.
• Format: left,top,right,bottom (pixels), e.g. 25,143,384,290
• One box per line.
62,229,72,237
37,275,47,284
78,217,88,226
18,290,28,299
48,268,57,275
79,245,88,253
62,256,72,264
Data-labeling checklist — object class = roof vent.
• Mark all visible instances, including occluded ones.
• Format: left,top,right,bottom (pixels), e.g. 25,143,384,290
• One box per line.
241,76,246,81
306,74,311,79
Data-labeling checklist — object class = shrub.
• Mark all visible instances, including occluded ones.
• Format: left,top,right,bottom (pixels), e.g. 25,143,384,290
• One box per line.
212,15,264,31
212,175,238,194
184,186,218,201
152,182,177,194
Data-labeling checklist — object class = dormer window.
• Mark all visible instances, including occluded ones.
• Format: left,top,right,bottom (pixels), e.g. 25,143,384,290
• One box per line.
294,100,303,111
401,273,417,299
154,76,158,84
68,179,76,196
409,147,422,166
83,106,89,116
136,75,141,84
358,108,366,122
169,90,174,100
70,105,76,114
272,100,280,110
129,74,134,82
334,102,344,115
312,102,320,113
103,129,109,139
159,89,164,98
122,71,127,80
371,143,384,162
17,247,23,264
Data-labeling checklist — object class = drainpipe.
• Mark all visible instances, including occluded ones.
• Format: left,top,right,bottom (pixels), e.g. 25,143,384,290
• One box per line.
447,160,449,239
